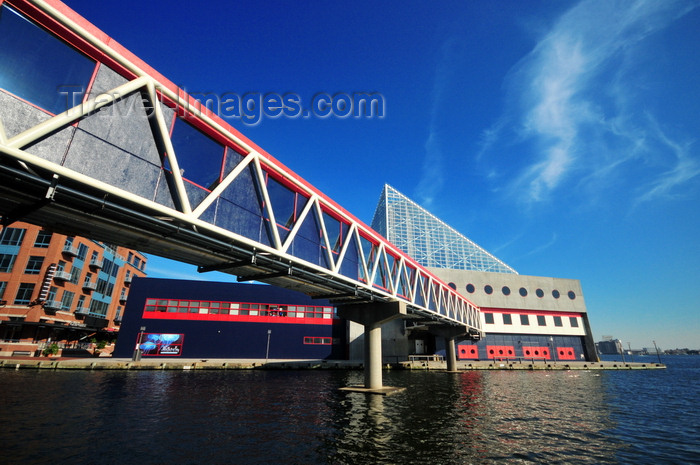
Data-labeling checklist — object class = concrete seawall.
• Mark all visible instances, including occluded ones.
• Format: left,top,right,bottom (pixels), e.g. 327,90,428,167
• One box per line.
0,357,665,371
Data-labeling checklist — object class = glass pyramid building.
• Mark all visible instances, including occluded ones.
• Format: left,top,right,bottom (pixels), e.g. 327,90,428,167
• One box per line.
371,184,517,274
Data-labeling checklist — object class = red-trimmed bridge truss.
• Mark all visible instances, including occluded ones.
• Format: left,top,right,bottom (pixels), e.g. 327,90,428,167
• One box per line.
0,0,482,336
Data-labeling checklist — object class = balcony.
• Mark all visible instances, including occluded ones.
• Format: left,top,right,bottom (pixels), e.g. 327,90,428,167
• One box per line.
82,281,97,291
114,315,122,325
124,275,133,285
75,307,90,316
89,257,104,269
53,270,72,281
43,300,62,313
62,244,79,256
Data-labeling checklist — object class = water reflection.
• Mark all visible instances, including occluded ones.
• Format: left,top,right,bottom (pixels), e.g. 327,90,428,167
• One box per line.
324,370,621,464
2,365,694,464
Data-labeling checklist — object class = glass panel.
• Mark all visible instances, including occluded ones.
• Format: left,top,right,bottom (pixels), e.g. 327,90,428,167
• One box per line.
169,118,225,189
0,5,95,114
266,176,297,230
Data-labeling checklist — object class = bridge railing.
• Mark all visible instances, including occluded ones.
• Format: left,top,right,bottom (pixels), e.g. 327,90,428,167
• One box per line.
0,0,482,333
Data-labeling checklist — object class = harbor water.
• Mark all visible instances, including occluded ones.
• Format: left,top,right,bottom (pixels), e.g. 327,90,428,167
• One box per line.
1,355,698,464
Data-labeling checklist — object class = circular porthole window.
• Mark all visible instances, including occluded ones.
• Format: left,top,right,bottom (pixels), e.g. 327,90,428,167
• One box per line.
448,282,456,290
502,286,511,296
519,287,527,297
568,291,576,300
536,288,544,298
466,283,475,293
484,285,493,295
552,290,560,299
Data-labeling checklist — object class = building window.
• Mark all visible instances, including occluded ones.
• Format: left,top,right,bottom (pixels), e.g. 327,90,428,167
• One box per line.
484,313,494,324
568,291,576,300
14,283,35,305
61,290,75,311
552,290,560,299
537,315,546,326
77,243,89,261
0,281,7,299
303,337,333,345
520,314,529,325
553,316,563,327
24,256,44,274
33,230,53,248
96,277,114,296
502,314,512,325
569,317,579,327
448,282,456,290
466,283,475,293
69,266,81,284
502,286,510,296
89,300,109,317
0,4,96,115
47,286,58,301
536,288,544,298
519,287,527,297
484,285,493,295
0,253,17,273
0,227,25,246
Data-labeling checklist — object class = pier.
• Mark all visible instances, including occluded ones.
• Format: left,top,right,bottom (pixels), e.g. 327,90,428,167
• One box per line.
0,357,665,372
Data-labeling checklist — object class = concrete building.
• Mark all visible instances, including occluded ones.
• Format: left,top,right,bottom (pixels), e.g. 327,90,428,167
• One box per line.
0,221,147,356
368,185,599,362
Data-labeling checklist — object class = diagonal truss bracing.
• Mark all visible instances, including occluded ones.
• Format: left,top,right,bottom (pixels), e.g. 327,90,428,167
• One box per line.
0,0,482,333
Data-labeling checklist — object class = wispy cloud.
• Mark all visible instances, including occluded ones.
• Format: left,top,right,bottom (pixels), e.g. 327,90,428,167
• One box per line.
415,38,457,208
513,232,558,262
634,113,700,204
481,0,699,205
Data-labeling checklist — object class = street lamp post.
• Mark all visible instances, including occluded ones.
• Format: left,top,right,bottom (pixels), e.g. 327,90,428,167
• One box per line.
265,329,272,363
132,326,146,361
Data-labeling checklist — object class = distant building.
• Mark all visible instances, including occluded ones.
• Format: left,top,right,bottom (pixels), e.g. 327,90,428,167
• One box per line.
0,222,147,356
596,338,624,355
370,185,599,362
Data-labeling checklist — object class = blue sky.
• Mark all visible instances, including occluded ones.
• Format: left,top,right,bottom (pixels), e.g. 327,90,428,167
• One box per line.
64,0,700,350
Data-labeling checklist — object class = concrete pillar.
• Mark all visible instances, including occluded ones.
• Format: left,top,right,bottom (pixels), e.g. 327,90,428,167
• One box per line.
365,322,383,389
445,336,457,372
428,325,469,373
338,301,407,393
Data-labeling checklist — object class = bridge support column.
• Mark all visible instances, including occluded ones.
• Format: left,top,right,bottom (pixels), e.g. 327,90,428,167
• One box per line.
445,336,457,372
428,325,469,373
338,301,407,395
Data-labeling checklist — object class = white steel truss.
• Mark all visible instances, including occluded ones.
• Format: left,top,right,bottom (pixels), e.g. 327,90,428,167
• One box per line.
0,0,482,333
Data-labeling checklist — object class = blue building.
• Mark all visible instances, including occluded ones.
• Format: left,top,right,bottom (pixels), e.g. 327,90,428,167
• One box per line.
113,277,346,360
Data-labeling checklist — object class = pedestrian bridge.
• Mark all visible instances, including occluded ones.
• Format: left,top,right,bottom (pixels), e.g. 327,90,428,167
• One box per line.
0,0,482,388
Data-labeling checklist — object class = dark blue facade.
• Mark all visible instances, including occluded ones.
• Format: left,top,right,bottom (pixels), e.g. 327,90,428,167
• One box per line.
114,277,347,359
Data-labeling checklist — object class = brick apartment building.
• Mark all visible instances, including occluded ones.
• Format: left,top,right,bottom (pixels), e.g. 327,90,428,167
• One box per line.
0,221,147,357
